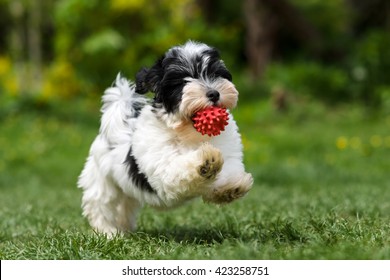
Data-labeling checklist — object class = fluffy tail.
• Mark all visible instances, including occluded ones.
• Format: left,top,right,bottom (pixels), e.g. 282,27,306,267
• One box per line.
99,73,147,145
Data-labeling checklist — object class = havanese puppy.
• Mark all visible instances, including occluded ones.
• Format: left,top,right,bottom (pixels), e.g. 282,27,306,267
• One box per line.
78,41,253,235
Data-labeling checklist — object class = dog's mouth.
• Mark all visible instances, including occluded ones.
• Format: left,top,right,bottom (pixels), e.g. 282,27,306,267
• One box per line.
191,106,229,136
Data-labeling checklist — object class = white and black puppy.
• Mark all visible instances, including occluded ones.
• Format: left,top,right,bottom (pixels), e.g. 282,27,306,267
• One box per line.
78,41,253,235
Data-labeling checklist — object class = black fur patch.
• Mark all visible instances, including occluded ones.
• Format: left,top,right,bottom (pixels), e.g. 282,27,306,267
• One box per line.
204,51,232,81
124,148,156,194
131,100,145,118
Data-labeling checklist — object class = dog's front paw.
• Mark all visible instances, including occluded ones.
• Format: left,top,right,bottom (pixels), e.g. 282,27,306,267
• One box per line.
197,143,223,180
203,172,253,204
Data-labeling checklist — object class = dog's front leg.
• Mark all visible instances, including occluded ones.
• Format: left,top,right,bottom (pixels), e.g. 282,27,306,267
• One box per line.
154,142,224,204
202,158,253,204
194,142,224,181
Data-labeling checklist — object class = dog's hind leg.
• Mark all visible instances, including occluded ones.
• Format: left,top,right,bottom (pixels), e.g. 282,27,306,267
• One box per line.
78,154,141,236
115,193,141,233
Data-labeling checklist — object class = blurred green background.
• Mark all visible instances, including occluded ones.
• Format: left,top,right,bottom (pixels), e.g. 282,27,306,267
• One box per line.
0,0,389,107
1,0,390,259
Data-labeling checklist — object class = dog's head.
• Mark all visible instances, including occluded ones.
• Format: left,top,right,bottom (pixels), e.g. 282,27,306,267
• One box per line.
135,41,238,126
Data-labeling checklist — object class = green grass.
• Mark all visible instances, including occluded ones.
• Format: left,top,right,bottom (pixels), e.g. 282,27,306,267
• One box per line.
1,98,390,259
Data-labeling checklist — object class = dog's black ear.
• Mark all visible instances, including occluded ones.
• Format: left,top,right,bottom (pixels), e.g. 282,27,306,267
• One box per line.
135,68,150,94
135,56,164,94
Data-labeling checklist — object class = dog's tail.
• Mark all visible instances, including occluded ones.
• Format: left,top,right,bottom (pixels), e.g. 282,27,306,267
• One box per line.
99,73,147,144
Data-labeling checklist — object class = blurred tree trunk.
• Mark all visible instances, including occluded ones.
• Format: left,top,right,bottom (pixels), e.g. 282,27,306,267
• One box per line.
244,0,278,79
348,0,390,32
244,0,322,79
9,0,26,94
9,0,42,95
196,0,216,24
27,0,42,93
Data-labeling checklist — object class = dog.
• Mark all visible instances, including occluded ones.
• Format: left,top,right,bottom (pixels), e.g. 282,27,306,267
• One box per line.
78,41,253,235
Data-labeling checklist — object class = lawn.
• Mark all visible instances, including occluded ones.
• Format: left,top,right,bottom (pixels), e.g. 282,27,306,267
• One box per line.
1,98,390,259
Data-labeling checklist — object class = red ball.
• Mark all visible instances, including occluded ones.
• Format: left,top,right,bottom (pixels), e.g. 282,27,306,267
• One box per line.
192,106,229,136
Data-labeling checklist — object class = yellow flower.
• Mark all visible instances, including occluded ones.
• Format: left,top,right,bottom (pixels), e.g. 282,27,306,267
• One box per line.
4,75,19,96
111,0,145,11
0,56,11,76
336,137,348,150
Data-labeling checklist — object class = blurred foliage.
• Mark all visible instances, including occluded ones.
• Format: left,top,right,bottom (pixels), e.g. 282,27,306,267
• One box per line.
265,62,350,103
348,30,390,107
0,0,389,110
291,0,351,47
52,0,242,90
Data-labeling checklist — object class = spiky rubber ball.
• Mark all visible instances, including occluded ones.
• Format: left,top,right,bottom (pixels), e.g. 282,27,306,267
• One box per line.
192,106,229,136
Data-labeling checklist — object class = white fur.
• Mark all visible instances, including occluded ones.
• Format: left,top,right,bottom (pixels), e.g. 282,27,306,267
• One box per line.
78,74,253,235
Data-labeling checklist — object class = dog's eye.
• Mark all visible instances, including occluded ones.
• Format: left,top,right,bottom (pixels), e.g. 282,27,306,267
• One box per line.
173,79,188,87
164,70,191,86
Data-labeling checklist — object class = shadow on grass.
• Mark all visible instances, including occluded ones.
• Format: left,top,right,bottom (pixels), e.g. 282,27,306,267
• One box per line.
142,226,236,245
139,220,308,246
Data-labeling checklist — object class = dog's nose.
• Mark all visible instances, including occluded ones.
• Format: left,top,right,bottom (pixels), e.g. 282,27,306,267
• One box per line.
206,90,220,103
